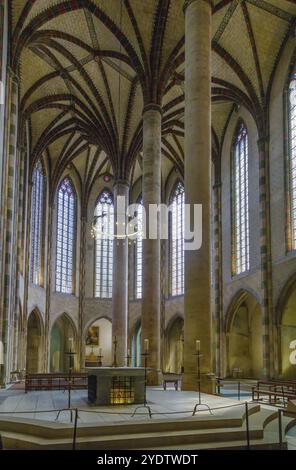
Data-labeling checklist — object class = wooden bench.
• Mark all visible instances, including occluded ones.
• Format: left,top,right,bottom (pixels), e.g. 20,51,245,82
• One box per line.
25,373,88,392
257,380,296,392
252,385,296,406
162,373,182,391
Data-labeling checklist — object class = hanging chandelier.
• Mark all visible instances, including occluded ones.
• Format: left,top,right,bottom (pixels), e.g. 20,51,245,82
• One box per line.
90,212,143,243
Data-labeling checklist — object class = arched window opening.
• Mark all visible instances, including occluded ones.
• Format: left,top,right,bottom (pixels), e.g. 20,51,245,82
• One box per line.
55,178,76,294
232,122,250,275
30,160,45,285
288,73,296,249
95,190,114,298
135,199,143,299
170,182,185,296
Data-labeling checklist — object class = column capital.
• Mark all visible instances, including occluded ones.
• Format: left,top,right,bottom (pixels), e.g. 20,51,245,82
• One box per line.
183,0,212,14
113,178,130,190
143,103,162,115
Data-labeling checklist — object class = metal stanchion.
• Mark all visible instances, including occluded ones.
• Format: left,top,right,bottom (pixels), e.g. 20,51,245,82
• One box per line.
131,350,152,418
192,347,213,416
72,408,79,451
55,408,74,422
245,402,250,450
216,377,221,395
278,409,283,450
238,381,241,401
56,348,77,423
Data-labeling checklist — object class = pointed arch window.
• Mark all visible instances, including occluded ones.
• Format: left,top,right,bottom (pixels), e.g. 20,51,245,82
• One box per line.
135,199,143,299
131,323,141,367
30,160,45,285
95,190,114,298
170,182,185,296
55,177,76,294
232,122,250,275
288,72,296,250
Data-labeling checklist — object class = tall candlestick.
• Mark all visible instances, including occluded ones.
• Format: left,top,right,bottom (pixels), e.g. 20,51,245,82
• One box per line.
113,336,118,367
196,340,200,352
0,340,3,365
144,339,149,353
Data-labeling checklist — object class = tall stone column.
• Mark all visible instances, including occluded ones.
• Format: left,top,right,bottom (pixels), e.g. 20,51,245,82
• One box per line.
112,180,129,366
0,69,20,385
78,213,86,370
183,0,214,392
14,146,26,372
21,176,32,373
213,178,223,378
142,104,161,384
44,202,53,372
257,136,274,378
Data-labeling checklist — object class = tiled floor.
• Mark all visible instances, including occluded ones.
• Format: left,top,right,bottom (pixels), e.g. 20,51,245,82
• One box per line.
0,385,252,424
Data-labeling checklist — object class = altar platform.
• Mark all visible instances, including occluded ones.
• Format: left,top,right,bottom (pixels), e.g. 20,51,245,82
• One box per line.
0,385,290,450
0,384,254,424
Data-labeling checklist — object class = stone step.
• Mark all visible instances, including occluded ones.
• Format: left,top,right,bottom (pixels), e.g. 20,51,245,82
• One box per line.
0,403,263,450
1,424,264,450
0,403,260,439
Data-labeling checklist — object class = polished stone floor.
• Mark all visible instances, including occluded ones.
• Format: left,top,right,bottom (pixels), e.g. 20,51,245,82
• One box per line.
0,384,253,424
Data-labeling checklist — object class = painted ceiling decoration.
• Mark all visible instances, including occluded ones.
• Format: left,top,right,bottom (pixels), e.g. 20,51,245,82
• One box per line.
9,0,296,193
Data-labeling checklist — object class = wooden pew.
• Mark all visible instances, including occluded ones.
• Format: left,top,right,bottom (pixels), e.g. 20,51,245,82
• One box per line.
257,380,296,391
25,373,88,392
252,380,296,406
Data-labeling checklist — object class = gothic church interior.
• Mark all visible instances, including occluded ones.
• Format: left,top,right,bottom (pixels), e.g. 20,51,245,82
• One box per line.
0,0,296,451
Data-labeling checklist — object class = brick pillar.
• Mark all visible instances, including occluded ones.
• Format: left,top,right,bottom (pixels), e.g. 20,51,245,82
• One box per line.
182,0,214,392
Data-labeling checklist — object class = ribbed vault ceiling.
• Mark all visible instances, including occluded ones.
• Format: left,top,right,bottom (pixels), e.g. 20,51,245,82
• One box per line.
10,0,296,190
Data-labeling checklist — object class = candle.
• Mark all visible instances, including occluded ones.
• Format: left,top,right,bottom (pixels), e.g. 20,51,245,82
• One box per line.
98,348,102,356
69,337,74,351
196,340,200,352
127,349,130,357
144,339,149,353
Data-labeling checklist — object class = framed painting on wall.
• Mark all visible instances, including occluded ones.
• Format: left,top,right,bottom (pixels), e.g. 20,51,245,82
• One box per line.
86,326,99,346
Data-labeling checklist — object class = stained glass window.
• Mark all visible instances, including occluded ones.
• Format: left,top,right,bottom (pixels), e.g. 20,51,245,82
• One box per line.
30,160,45,285
288,74,296,249
232,122,250,275
95,190,114,298
135,200,143,299
55,178,76,294
170,182,185,296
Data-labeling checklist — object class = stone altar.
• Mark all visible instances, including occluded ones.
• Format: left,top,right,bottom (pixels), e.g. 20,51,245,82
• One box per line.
86,367,146,405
